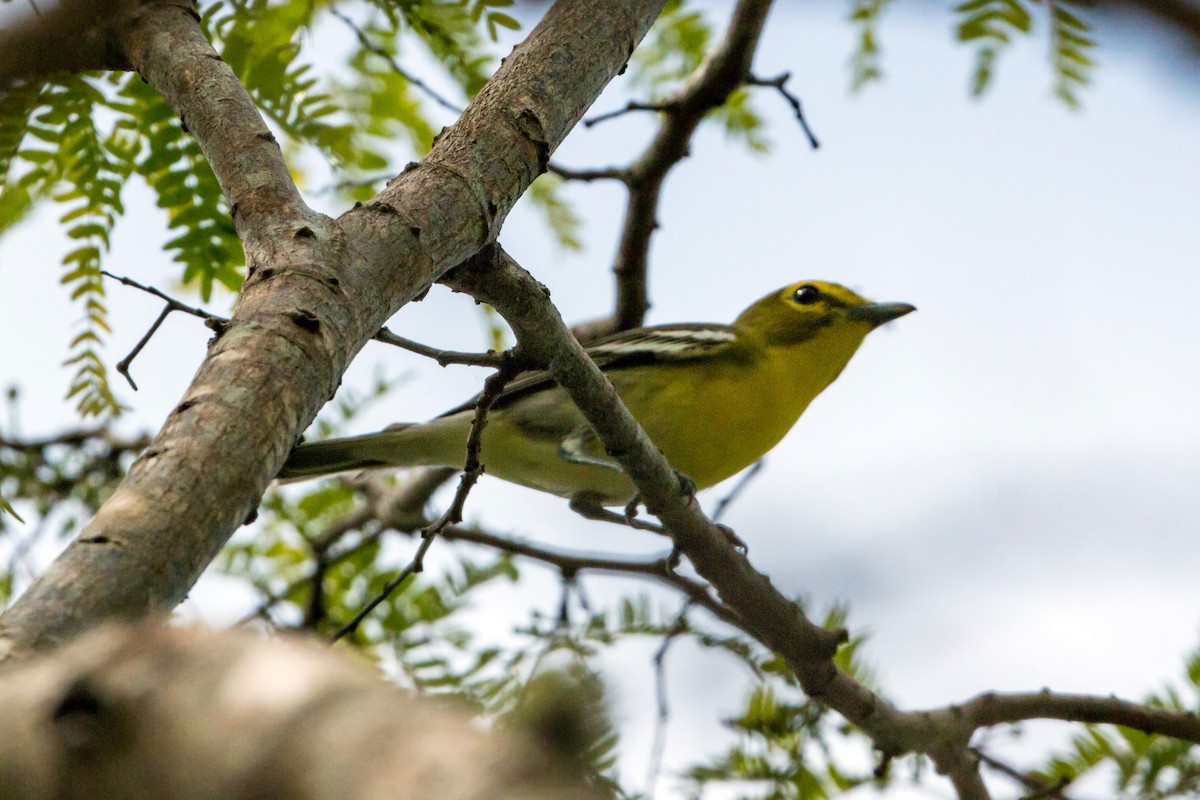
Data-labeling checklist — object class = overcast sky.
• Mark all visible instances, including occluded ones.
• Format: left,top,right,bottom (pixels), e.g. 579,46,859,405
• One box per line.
2,2,1199,797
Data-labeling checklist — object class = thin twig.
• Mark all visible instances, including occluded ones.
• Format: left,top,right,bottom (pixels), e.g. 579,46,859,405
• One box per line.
711,458,764,522
438,526,743,631
329,6,463,115
102,270,503,370
643,601,692,799
745,71,819,149
374,327,507,367
0,426,144,451
971,748,1073,800
100,270,217,320
546,163,631,183
328,526,439,642
584,99,675,127
100,270,218,390
329,356,521,642
115,306,170,391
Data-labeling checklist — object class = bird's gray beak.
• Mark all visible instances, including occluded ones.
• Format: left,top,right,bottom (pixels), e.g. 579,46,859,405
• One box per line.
847,302,916,327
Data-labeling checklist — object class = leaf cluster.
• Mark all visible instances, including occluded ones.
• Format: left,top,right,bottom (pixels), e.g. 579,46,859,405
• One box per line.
683,605,884,800
847,0,893,92
954,0,1095,106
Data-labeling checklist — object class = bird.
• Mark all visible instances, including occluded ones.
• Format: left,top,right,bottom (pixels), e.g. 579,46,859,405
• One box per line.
279,280,914,508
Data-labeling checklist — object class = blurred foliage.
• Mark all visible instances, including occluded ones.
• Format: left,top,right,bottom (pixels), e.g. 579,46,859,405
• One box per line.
630,0,772,155
684,605,884,800
631,0,712,90
953,0,1095,105
0,387,147,537
848,0,893,91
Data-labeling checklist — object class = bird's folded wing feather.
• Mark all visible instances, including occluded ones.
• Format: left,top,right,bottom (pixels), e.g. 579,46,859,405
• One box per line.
436,323,740,418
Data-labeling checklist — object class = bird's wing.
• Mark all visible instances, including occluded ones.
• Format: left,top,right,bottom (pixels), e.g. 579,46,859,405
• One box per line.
436,323,740,418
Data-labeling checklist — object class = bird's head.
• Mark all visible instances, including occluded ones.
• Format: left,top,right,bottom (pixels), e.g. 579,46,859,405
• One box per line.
734,280,915,348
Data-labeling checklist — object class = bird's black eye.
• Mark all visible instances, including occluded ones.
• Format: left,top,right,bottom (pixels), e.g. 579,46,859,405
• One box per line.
793,284,820,305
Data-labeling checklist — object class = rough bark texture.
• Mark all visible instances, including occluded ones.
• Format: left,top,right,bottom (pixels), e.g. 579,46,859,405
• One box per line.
0,623,599,800
0,0,667,660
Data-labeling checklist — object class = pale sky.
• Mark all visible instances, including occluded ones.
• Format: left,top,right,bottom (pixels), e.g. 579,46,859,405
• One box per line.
2,3,1199,797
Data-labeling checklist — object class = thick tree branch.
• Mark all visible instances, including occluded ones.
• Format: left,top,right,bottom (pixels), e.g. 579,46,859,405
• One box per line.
0,623,600,800
0,0,668,660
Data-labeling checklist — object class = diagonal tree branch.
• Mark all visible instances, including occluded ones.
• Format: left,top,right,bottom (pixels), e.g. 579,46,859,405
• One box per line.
440,243,1200,798
0,0,668,660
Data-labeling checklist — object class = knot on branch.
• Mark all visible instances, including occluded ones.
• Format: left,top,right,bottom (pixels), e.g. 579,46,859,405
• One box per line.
514,107,551,174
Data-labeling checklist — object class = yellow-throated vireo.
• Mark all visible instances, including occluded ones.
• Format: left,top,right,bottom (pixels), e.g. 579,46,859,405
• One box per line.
280,281,914,505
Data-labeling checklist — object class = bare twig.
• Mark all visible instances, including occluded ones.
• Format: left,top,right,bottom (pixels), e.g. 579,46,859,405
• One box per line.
100,270,218,320
328,524,438,642
643,601,692,799
330,356,521,642
971,748,1073,800
546,163,631,183
955,690,1200,744
374,328,507,367
0,426,145,452
100,270,218,391
114,306,169,392
745,71,819,149
438,525,743,630
241,469,452,627
583,99,676,126
711,458,764,522
102,270,504,371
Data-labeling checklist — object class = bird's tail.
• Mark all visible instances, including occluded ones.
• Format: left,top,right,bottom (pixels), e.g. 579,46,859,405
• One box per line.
277,423,443,483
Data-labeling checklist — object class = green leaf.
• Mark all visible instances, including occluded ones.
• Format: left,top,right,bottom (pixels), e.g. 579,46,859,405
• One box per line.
848,0,893,91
